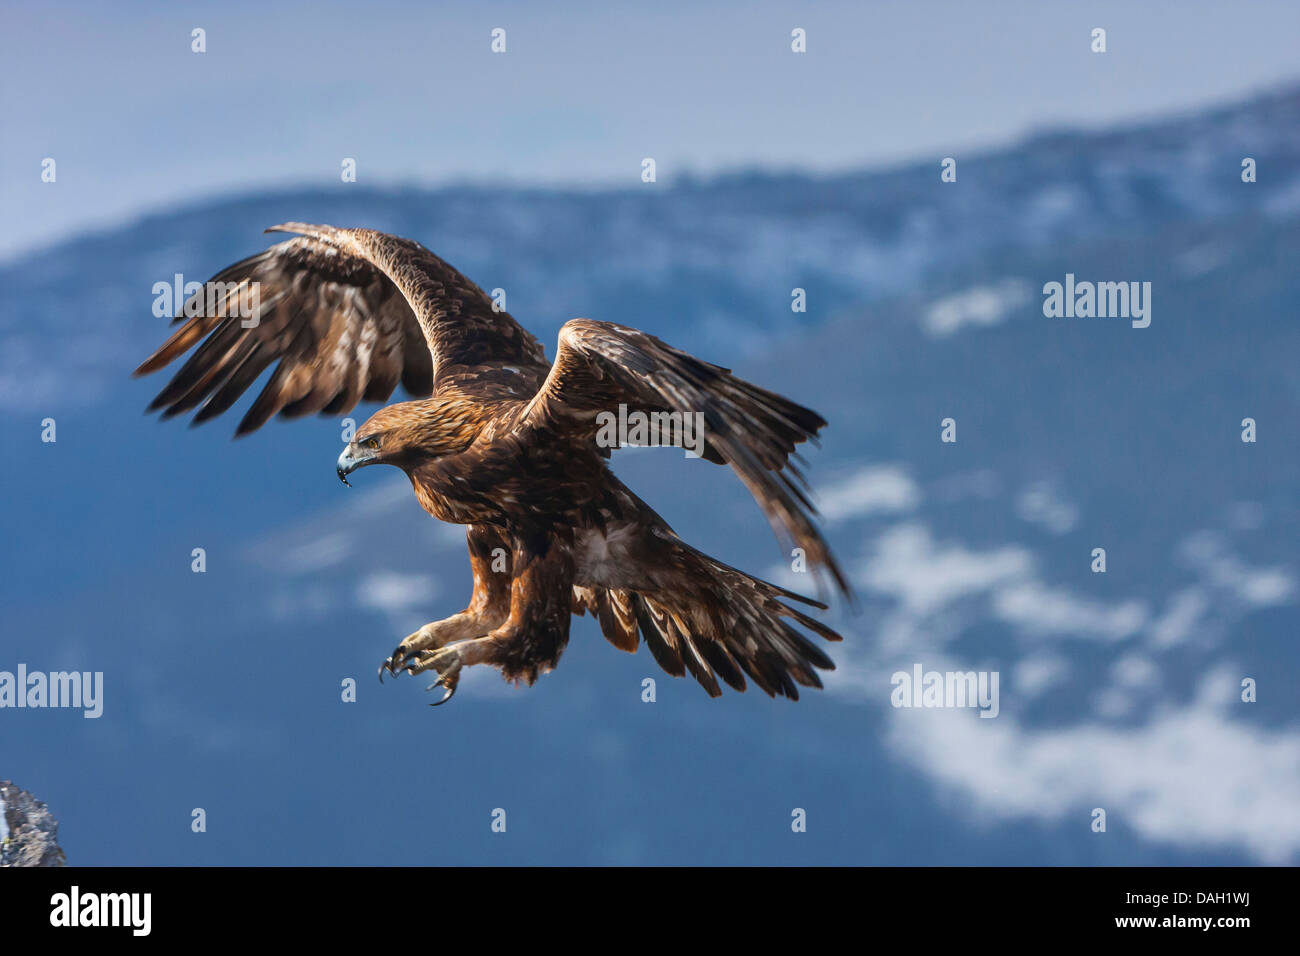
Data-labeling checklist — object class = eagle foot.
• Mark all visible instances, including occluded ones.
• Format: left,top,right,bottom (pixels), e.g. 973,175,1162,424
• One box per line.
379,623,443,682
415,646,463,706
379,612,504,683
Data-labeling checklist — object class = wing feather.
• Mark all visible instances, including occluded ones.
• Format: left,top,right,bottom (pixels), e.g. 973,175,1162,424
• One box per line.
525,318,850,597
135,224,549,433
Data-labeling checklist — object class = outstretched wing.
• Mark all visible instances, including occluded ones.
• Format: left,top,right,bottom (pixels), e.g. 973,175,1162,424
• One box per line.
135,223,549,434
523,318,850,597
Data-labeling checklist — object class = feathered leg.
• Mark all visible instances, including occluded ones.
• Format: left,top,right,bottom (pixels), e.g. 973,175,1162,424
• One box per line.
404,531,576,704
379,524,510,680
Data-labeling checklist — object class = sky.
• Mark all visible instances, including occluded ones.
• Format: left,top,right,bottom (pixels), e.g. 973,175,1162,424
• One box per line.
3,0,1300,260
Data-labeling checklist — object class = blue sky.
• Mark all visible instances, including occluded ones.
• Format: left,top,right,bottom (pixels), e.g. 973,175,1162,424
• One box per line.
3,0,1300,260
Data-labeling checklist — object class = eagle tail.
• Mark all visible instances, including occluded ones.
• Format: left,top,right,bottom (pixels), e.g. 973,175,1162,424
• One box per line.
572,547,841,700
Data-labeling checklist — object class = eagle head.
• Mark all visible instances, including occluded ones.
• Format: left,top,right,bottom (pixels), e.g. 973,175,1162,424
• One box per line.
337,399,480,486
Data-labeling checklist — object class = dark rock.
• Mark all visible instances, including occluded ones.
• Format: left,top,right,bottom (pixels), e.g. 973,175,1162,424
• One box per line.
0,781,66,867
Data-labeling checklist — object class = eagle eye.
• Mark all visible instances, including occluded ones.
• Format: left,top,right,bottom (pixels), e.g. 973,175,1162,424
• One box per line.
361,436,380,450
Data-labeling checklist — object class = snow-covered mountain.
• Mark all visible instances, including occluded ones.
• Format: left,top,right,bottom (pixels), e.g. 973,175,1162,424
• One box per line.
2,84,1297,865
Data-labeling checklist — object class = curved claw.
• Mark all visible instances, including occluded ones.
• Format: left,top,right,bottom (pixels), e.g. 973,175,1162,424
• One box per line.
428,681,457,706
422,650,462,706
379,638,416,683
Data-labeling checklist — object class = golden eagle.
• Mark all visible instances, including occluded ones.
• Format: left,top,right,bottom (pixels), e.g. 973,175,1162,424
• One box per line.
136,224,849,703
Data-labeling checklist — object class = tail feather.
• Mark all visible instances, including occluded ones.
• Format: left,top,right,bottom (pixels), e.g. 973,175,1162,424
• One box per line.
571,544,843,700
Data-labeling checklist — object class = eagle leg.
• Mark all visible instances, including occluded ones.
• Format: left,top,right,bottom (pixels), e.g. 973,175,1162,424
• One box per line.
380,525,513,682
403,533,576,700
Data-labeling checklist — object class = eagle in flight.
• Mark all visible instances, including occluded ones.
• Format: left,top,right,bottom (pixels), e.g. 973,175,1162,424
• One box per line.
136,224,850,704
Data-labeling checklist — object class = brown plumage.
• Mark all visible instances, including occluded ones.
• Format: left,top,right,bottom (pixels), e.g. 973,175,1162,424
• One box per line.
136,223,851,703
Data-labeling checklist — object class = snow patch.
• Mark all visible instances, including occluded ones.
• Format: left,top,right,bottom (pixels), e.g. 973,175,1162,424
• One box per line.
817,465,920,522
921,278,1032,338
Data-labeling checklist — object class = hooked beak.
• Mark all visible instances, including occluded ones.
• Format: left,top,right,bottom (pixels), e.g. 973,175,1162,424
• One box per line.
336,444,377,487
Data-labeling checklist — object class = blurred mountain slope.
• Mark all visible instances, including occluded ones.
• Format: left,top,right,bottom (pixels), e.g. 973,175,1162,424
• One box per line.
1,84,1296,865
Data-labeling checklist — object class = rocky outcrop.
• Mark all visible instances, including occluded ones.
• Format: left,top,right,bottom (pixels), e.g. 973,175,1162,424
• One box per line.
0,781,66,867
